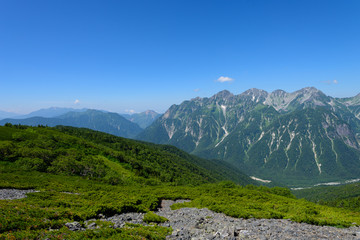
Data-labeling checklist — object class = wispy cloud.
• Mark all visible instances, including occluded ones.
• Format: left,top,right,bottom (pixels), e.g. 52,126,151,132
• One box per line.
125,109,136,114
194,88,200,92
322,79,338,85
74,99,80,104
217,76,234,83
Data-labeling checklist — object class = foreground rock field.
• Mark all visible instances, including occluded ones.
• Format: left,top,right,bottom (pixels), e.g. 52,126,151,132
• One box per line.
2,189,360,240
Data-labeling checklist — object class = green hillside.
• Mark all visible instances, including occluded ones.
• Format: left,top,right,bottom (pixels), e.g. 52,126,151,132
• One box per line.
293,182,360,212
3,125,360,239
0,124,254,186
3,164,360,239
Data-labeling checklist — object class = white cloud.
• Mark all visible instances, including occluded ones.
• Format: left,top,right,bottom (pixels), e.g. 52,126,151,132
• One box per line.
322,79,338,85
194,88,200,92
217,76,234,83
74,99,80,104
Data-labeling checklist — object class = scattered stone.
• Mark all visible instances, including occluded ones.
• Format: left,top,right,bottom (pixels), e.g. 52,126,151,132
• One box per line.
61,191,80,195
70,199,360,239
65,221,83,231
86,222,97,229
0,188,39,200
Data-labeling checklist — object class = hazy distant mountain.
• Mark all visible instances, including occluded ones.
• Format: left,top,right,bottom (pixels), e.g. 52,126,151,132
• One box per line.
138,87,360,186
0,110,20,120
122,110,161,129
0,109,143,138
13,107,88,119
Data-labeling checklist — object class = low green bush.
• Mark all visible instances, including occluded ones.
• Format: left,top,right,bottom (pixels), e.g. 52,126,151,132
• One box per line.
143,211,168,223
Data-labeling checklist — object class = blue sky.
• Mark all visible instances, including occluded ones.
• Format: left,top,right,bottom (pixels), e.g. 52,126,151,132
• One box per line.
1,0,359,114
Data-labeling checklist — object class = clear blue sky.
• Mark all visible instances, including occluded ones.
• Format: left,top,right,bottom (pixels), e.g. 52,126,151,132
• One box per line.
1,0,359,114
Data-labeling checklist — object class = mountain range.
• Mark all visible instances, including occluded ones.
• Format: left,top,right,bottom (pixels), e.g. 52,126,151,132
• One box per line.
2,87,360,186
121,110,161,129
0,110,21,120
0,109,143,138
0,108,161,138
138,87,360,186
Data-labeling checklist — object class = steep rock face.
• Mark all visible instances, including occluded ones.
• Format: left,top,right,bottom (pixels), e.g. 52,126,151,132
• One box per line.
263,87,331,112
138,88,360,185
242,109,360,184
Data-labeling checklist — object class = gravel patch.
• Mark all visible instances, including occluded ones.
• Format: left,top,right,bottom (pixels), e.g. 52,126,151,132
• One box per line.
156,200,360,239
0,188,39,200
96,199,360,240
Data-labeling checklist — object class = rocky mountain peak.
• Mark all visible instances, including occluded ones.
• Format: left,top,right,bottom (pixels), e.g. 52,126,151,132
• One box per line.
139,87,360,186
239,88,268,103
241,88,268,97
211,90,234,100
296,87,323,96
144,110,158,116
271,89,287,96
348,93,360,106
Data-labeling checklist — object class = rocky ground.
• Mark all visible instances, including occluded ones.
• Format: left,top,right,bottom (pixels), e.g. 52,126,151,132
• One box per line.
74,199,360,240
0,188,38,200
2,189,360,239
156,200,360,239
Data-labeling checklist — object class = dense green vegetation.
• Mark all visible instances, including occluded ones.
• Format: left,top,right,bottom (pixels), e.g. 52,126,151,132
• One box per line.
0,162,360,239
2,125,360,239
54,125,255,185
2,164,360,239
0,124,254,186
293,182,360,212
143,212,168,224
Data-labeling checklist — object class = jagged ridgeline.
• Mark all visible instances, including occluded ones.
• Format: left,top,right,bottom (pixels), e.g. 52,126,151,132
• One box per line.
0,125,254,186
138,87,360,186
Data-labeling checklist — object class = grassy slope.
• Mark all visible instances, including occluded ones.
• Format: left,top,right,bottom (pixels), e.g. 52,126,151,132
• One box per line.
293,182,360,212
0,125,256,186
2,125,360,238
2,165,360,239
55,125,255,185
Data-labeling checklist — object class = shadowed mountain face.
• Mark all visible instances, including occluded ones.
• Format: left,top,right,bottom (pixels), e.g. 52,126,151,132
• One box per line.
0,109,143,139
138,87,360,186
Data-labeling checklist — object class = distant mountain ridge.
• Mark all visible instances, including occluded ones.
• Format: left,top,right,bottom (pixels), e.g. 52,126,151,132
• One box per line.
0,109,143,139
12,107,89,119
138,87,360,186
0,110,20,120
122,110,161,129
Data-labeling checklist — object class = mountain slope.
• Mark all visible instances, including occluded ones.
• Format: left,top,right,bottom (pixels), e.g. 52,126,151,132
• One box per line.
4,125,360,239
0,124,254,186
122,110,161,129
55,125,255,185
0,109,143,138
138,88,360,186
